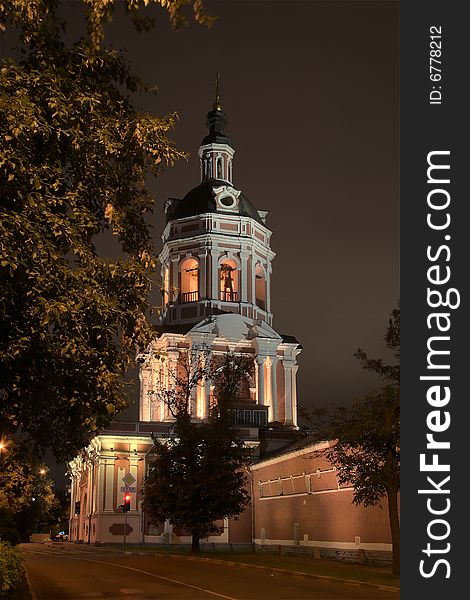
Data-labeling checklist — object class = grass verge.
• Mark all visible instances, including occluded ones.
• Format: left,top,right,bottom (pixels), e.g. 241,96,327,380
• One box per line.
103,544,399,589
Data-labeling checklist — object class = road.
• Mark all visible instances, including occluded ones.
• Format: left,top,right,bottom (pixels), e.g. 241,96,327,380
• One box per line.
22,543,399,600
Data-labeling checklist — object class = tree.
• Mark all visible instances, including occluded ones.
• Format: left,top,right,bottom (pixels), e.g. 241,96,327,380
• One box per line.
143,350,253,552
306,307,400,576
0,440,58,542
0,0,211,461
326,385,400,576
354,306,400,384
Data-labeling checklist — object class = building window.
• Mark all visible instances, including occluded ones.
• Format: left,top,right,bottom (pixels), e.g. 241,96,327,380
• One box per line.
180,258,199,303
253,410,267,426
228,159,232,182
229,408,267,427
255,264,267,311
219,259,238,302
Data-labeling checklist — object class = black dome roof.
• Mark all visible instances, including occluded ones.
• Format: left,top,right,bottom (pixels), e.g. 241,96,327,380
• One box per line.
166,179,263,225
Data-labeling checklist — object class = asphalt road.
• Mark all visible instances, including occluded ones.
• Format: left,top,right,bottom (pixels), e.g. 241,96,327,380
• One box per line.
21,543,399,600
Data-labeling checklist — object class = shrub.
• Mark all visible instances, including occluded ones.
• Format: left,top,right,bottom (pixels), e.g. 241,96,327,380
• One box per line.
0,542,24,597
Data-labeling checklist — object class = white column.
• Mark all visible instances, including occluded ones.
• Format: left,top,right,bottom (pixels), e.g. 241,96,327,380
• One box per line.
96,459,106,513
257,356,266,406
171,256,179,301
139,367,151,421
129,458,139,511
266,264,272,314
86,464,93,516
190,385,197,416
69,474,78,520
149,359,163,422
211,250,219,300
204,378,211,417
117,464,125,509
251,258,257,308
270,355,278,422
292,364,299,427
165,350,179,419
104,459,115,512
283,361,294,424
198,252,207,300
240,251,249,303
91,460,98,514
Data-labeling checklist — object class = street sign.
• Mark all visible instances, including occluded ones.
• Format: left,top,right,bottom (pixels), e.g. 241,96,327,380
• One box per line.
120,486,136,493
122,472,136,487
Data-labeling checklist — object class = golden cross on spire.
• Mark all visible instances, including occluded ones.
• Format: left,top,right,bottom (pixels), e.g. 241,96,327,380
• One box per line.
213,70,222,110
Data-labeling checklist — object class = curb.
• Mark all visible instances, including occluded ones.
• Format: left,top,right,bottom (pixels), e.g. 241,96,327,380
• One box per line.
147,552,400,593
23,566,37,600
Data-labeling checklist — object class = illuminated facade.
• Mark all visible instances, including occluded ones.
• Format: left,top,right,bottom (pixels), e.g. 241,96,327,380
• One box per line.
68,93,302,545
141,94,302,426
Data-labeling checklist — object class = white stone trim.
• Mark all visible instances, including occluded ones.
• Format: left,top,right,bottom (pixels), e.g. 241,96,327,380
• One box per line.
253,538,392,552
258,486,352,500
250,440,334,470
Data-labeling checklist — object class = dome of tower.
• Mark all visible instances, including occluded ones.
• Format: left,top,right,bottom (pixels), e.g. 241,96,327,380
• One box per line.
165,179,264,225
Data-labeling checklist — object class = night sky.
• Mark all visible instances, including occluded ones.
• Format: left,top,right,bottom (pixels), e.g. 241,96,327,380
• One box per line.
97,0,399,416
91,0,399,420
3,1,399,444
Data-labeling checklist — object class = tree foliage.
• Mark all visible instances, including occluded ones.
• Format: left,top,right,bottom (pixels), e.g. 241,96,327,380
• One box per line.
354,305,400,384
143,351,253,552
0,541,24,597
0,0,209,461
306,306,400,575
326,385,399,507
0,440,59,542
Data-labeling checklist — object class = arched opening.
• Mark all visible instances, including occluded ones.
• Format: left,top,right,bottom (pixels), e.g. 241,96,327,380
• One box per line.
180,258,199,303
216,156,223,179
219,259,239,302
255,264,267,311
163,267,169,305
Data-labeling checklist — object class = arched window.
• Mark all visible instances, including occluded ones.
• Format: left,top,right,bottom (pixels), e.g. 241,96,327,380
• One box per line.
216,156,223,179
180,258,199,303
219,259,239,302
228,159,233,182
163,267,170,305
255,264,267,311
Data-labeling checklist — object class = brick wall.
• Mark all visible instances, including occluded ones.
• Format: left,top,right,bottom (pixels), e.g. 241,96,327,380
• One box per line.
251,442,396,551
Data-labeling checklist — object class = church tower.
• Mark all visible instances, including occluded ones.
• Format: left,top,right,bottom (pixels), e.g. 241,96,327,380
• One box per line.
138,78,301,428
160,77,273,328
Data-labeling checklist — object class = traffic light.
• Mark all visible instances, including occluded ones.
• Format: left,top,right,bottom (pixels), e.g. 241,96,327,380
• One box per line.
123,494,131,512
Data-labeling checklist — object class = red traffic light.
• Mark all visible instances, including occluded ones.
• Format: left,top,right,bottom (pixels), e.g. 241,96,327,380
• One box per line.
123,494,131,511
